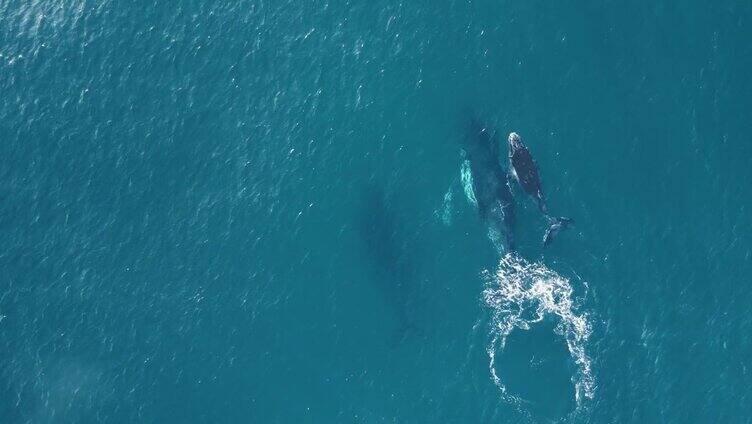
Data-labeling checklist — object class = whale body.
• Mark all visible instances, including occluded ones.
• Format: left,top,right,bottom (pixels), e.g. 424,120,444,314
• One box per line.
508,132,572,247
461,122,515,251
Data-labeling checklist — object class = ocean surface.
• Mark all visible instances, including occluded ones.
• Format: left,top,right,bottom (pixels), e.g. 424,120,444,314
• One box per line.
1,1,751,423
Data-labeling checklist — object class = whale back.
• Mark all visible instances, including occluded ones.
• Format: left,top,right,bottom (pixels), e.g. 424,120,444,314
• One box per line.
510,143,542,196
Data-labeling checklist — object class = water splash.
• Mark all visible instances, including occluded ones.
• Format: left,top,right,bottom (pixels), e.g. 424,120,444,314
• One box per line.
483,254,595,407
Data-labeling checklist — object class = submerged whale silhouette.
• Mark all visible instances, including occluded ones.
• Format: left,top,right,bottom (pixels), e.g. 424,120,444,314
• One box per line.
461,121,516,251
356,186,422,344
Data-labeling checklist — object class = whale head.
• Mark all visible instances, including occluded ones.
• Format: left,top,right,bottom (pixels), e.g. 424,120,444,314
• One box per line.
508,132,523,150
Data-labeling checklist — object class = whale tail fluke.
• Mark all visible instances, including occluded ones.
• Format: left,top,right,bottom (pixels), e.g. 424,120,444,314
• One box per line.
543,216,574,247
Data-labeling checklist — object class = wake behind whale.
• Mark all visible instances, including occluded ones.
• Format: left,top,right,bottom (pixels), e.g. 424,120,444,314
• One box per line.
483,254,595,410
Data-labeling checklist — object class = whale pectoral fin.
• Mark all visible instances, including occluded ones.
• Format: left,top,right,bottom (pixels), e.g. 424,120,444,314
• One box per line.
508,167,518,184
460,159,478,208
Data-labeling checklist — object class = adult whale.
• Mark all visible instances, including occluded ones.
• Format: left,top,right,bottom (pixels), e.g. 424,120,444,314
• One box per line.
507,132,572,247
460,121,516,251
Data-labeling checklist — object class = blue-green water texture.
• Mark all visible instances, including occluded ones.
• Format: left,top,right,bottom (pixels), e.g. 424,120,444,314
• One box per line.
2,1,752,423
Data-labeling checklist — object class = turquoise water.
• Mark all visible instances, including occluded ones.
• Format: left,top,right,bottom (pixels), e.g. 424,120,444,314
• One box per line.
2,1,751,422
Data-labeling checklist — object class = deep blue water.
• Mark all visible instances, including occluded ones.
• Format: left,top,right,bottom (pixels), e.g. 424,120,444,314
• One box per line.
1,1,751,423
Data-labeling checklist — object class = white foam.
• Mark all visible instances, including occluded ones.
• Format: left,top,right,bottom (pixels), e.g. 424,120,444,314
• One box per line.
483,254,595,407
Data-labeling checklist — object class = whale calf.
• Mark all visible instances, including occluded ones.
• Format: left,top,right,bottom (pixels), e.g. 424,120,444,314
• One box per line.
507,132,572,247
